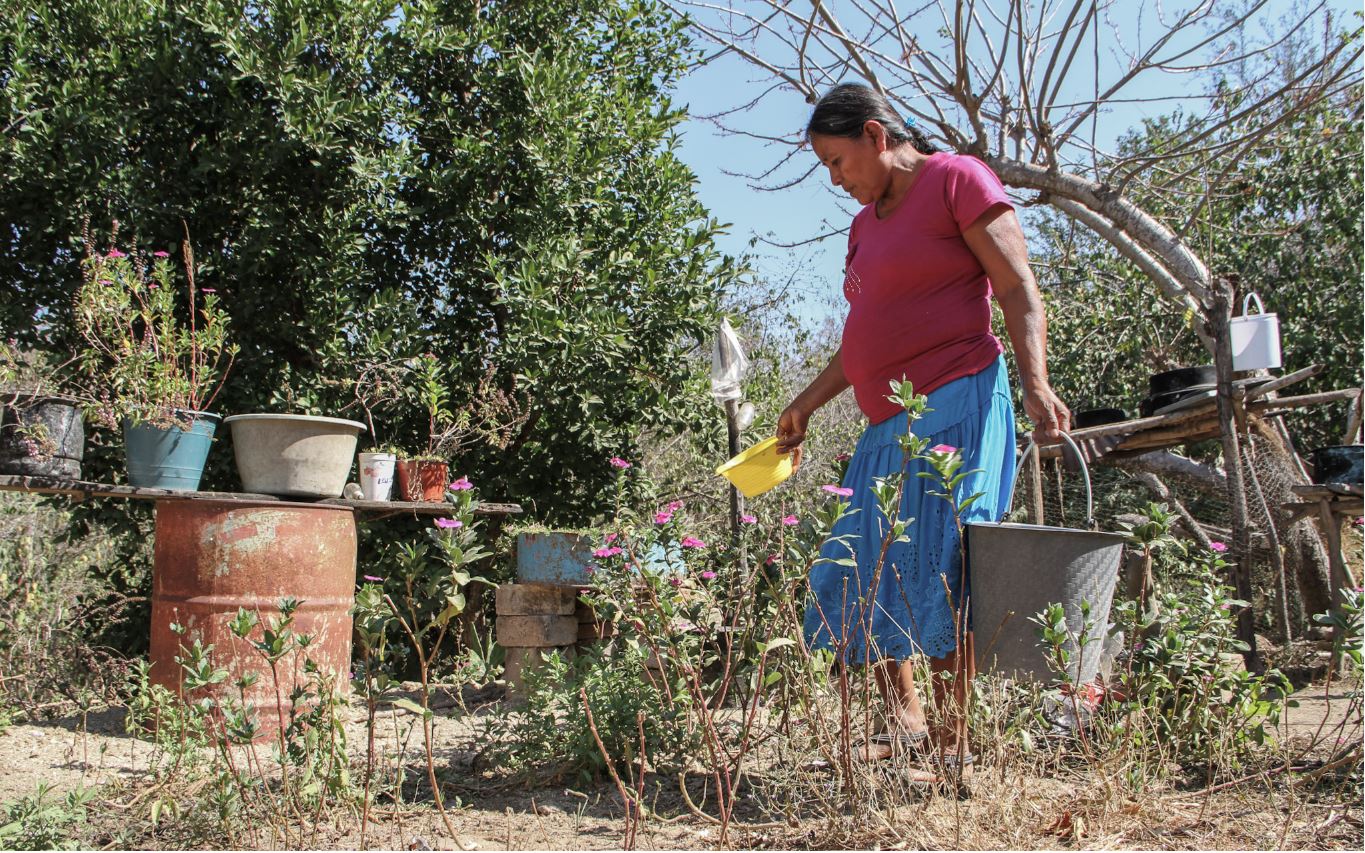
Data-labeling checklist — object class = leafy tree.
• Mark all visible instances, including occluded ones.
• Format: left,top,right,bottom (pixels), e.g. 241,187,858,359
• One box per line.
1033,93,1363,452
0,0,739,522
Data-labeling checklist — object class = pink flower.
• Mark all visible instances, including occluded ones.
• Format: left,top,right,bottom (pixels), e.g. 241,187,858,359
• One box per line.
363,574,383,582
448,476,472,491
765,554,779,565
834,452,852,462
200,287,216,293
152,250,169,258
930,444,957,454
592,546,623,558
1210,541,1228,552
680,536,706,549
654,510,673,525
610,456,631,469
668,577,682,588
700,570,717,580
822,484,854,497
781,515,798,526
1354,517,1364,527
667,500,684,512
106,248,126,258
584,565,596,575
604,533,619,543
434,517,462,529
147,283,158,289
740,513,757,524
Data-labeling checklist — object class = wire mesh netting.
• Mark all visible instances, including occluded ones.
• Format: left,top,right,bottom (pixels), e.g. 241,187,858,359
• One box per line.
1005,430,1347,640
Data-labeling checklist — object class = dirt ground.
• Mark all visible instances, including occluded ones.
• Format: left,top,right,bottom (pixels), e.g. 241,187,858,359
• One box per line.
1,678,1360,850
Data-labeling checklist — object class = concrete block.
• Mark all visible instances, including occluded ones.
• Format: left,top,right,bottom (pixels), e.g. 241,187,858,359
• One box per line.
495,583,577,616
504,645,575,698
577,620,615,642
574,600,597,623
497,614,577,647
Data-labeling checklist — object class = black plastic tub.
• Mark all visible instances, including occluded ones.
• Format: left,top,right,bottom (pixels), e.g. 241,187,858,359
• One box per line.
1074,408,1127,429
1148,365,1216,396
0,394,84,478
1309,445,1363,486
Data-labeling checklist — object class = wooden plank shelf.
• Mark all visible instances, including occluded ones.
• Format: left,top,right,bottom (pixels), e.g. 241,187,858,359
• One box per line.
0,475,522,518
1023,366,1357,462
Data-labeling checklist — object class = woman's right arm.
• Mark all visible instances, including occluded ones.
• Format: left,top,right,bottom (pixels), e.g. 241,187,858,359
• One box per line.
776,348,850,470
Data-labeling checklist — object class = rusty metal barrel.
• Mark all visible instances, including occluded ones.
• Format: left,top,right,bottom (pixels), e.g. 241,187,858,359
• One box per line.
149,499,356,736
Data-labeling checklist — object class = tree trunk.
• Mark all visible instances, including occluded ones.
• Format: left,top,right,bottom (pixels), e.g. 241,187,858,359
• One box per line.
1248,413,1335,631
1211,280,1261,672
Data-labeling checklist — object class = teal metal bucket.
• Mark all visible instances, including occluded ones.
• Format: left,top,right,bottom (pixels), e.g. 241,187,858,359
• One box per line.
516,532,595,585
123,411,220,490
516,532,677,586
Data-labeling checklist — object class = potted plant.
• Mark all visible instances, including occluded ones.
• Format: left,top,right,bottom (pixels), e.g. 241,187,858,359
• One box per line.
358,443,401,501
396,357,529,502
73,224,236,490
0,342,84,479
397,354,455,501
345,356,410,502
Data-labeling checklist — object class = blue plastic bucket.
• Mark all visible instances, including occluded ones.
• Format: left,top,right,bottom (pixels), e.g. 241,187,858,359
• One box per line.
123,411,220,490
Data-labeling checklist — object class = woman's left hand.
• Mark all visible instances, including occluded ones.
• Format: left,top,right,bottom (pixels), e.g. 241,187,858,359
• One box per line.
1022,382,1070,445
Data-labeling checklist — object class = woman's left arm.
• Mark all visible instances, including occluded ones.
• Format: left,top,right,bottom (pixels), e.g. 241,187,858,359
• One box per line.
963,206,1071,444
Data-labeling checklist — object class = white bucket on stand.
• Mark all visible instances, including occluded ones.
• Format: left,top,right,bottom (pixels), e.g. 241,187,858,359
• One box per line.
1230,293,1281,371
358,452,397,501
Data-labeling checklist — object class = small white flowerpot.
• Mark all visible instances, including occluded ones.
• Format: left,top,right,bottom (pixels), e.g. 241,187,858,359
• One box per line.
358,452,397,501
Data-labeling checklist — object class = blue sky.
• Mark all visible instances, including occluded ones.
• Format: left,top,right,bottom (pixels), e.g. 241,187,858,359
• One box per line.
667,0,1357,324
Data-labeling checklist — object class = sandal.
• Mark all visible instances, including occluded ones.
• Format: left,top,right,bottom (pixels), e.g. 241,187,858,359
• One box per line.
858,727,930,762
901,751,975,799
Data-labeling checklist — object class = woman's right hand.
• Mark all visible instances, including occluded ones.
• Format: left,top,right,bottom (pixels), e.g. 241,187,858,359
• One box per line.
776,403,809,472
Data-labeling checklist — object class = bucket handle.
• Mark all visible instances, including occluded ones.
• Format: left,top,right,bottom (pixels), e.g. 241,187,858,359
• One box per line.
1009,432,1096,529
1241,292,1265,316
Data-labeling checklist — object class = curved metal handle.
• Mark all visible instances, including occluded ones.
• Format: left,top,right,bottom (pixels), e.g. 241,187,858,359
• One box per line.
1008,432,1095,528
1242,292,1265,316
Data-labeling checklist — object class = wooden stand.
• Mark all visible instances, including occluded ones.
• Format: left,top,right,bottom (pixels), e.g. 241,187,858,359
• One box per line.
1282,483,1363,616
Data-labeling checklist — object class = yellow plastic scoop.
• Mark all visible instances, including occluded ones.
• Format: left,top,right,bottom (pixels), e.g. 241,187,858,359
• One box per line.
715,436,795,498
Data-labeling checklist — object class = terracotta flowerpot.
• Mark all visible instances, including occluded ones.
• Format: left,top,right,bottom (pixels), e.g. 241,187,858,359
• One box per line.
396,459,449,502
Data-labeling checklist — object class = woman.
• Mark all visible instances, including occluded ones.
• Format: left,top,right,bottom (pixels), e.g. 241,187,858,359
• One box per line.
777,84,1069,782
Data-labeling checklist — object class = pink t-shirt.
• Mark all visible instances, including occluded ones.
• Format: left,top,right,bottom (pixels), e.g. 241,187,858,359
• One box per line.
840,152,1012,424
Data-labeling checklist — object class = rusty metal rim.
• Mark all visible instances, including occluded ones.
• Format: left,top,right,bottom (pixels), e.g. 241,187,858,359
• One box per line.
155,497,357,513
154,594,354,608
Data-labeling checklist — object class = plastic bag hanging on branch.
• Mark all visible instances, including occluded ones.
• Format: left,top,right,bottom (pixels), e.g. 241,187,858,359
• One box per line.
710,317,749,404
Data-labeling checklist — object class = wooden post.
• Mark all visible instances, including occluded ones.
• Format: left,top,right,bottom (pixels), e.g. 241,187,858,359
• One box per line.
1317,500,1349,616
1211,280,1261,672
1344,388,1364,445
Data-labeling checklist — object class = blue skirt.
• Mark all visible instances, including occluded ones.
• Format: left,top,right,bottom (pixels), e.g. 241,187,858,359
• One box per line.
803,356,1017,662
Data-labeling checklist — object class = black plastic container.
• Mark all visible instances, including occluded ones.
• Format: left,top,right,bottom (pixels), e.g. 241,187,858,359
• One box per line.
1074,408,1127,429
1309,445,1363,486
1148,365,1216,396
0,394,85,478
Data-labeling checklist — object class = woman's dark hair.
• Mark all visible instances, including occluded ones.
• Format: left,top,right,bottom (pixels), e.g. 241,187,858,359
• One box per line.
807,83,937,154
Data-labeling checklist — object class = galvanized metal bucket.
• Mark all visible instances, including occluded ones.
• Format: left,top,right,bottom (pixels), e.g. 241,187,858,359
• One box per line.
966,432,1127,684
